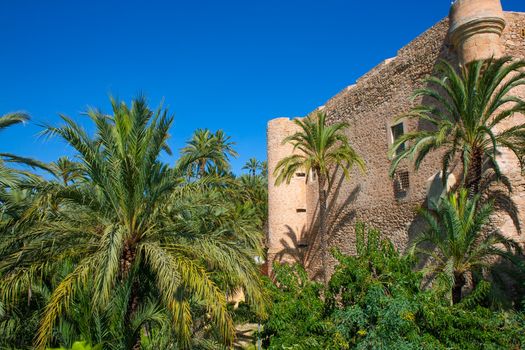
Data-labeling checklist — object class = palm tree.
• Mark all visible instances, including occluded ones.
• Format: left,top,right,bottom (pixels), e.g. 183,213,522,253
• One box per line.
274,112,365,284
260,160,268,177
243,158,261,176
0,96,265,349
179,129,238,177
213,129,238,166
238,173,268,224
411,189,522,305
389,57,525,196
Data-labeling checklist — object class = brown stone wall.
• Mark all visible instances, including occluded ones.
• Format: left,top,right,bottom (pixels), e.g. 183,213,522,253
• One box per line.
301,19,458,277
493,12,525,243
266,8,525,279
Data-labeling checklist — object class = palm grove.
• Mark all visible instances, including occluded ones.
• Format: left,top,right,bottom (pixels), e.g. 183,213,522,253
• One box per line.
0,98,268,349
1,56,525,349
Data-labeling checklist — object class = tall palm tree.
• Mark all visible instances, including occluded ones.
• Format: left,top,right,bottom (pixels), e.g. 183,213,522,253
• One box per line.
243,157,261,176
0,96,265,349
411,189,522,305
179,129,238,177
274,112,365,284
389,57,525,196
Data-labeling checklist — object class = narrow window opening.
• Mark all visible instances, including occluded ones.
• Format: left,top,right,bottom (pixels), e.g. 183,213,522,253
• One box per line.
521,28,525,38
390,122,405,156
296,172,306,178
296,208,307,213
393,171,410,199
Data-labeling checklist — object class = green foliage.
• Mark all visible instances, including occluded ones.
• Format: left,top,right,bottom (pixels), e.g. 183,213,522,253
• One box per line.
262,264,346,350
47,341,102,350
274,112,365,187
242,158,264,177
263,224,525,350
178,128,238,178
412,189,523,305
0,96,267,349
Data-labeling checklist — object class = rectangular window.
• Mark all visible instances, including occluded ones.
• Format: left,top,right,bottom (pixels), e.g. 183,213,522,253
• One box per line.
521,28,525,38
296,208,307,213
391,122,405,156
296,172,306,178
393,171,410,199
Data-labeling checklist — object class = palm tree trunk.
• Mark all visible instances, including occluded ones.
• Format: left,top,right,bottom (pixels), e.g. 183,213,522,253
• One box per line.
199,159,206,177
120,243,142,349
127,280,142,350
452,272,465,304
120,242,136,279
317,171,329,285
466,147,483,198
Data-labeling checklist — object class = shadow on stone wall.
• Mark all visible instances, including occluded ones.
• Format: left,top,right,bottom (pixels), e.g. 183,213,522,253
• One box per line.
415,40,521,237
273,224,310,267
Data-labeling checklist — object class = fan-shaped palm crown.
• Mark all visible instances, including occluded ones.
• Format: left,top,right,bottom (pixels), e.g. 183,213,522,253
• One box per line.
389,57,525,195
243,157,261,176
179,128,238,177
274,112,364,284
412,189,522,305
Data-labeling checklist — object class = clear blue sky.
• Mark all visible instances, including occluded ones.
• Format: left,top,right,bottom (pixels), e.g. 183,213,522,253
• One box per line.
1,0,523,174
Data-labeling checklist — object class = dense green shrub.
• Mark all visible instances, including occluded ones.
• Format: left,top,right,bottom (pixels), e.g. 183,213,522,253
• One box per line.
262,263,347,349
262,224,525,350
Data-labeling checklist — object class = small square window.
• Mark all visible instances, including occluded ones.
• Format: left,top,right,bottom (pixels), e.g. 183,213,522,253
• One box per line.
390,122,405,156
393,171,410,199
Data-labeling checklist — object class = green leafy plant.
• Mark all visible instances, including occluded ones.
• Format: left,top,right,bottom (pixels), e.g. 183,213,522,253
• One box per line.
412,188,523,305
263,224,525,350
389,57,525,196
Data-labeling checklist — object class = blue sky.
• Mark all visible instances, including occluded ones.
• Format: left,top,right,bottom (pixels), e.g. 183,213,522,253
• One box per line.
1,0,523,174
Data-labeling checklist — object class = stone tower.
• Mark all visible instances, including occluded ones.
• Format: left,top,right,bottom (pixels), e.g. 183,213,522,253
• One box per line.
450,0,525,241
449,0,506,64
266,118,309,274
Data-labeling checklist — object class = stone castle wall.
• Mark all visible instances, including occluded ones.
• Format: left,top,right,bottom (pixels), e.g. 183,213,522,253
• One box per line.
266,3,525,278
